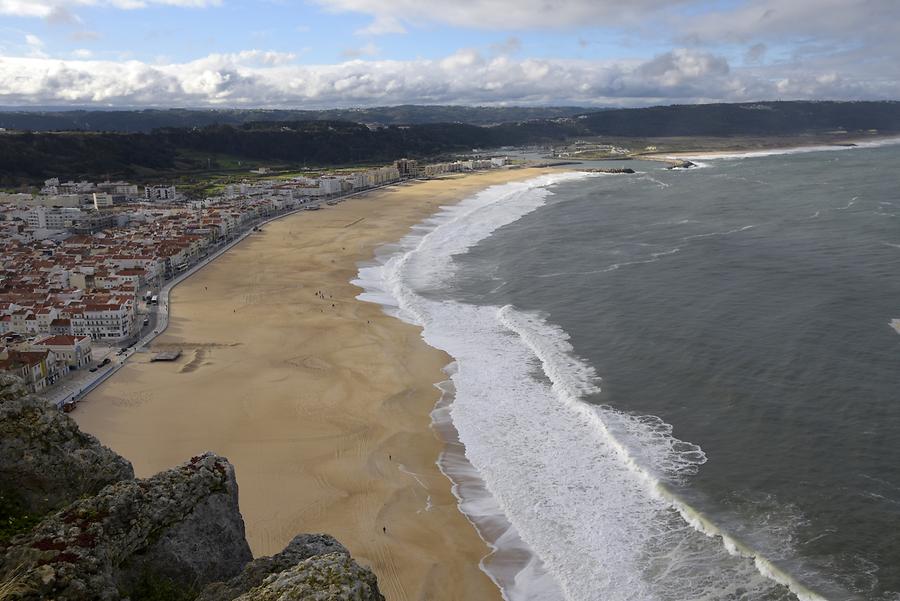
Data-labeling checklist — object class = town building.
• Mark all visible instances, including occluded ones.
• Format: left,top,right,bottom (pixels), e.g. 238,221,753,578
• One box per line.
32,334,93,369
145,186,178,202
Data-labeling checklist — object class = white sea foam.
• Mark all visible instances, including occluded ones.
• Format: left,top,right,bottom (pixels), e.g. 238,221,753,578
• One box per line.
890,319,900,335
534,247,683,279
638,173,671,188
682,224,756,241
354,174,829,601
836,197,858,210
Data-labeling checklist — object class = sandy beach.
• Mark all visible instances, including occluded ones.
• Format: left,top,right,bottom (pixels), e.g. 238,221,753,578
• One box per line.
73,167,559,601
640,134,900,162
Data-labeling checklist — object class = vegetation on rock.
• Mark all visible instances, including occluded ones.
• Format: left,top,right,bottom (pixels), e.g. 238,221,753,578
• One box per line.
0,378,385,601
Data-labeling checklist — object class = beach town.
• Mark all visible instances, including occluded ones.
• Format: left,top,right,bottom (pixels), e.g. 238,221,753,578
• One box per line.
0,156,509,410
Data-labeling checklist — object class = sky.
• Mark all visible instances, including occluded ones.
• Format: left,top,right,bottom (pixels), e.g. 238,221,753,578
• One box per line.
0,0,898,108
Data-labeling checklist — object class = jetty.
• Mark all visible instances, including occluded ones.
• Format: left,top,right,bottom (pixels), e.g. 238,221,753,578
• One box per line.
580,168,636,174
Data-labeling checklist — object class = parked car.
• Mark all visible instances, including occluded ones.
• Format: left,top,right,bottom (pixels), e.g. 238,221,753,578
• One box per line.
89,367,98,372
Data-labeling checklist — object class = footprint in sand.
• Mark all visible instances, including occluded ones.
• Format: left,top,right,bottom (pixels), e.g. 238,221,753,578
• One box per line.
283,356,333,370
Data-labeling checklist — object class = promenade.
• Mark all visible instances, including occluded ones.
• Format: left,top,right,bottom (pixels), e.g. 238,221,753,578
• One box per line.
46,184,398,409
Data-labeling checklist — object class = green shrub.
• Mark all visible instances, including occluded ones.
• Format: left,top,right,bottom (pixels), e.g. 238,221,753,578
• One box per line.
0,490,41,543
127,572,198,601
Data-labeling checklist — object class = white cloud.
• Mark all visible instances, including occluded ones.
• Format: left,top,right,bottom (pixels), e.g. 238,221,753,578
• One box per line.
341,42,380,59
491,36,521,56
24,33,49,58
311,0,900,44
0,0,221,19
0,47,893,109
355,14,405,36
675,0,900,44
744,43,766,65
312,0,690,31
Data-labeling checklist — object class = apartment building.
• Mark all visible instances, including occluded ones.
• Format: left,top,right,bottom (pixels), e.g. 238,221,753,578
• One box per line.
145,185,178,202
70,302,136,341
0,349,67,393
27,206,83,230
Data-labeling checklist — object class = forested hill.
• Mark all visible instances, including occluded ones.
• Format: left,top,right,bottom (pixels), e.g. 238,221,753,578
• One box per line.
0,120,566,185
2,101,899,136
2,101,900,185
574,101,900,136
0,105,591,133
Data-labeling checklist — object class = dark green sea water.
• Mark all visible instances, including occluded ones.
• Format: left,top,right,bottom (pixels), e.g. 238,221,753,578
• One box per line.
358,143,900,600
454,145,900,600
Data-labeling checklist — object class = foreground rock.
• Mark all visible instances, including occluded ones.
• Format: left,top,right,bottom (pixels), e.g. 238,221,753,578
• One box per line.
0,377,385,601
199,534,350,601
0,374,133,516
1,453,252,600
233,553,384,601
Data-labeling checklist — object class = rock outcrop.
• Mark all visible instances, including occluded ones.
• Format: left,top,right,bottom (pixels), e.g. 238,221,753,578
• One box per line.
0,376,385,601
0,375,134,516
1,453,252,600
198,534,350,601
665,160,696,169
233,553,384,601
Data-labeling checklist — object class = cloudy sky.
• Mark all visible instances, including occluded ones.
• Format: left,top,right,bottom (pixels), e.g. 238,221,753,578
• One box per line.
0,0,897,108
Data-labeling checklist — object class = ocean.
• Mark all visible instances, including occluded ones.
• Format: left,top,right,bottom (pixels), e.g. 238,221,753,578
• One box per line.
356,141,900,601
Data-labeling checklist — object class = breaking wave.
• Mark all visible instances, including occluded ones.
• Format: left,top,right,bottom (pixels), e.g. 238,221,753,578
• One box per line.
354,173,829,601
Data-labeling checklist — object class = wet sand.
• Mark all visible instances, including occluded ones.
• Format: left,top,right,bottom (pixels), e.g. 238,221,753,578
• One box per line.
74,167,558,601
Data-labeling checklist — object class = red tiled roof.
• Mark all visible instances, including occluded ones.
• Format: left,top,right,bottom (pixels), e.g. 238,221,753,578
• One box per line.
35,334,88,346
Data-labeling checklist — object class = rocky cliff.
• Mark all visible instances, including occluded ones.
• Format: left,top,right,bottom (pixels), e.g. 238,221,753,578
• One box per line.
0,374,134,516
0,376,384,601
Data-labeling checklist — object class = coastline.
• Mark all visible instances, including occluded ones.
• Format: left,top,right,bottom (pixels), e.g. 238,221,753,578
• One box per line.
73,167,561,601
640,133,900,162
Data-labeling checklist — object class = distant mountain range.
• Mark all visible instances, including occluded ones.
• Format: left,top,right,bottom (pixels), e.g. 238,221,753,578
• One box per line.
2,101,899,186
0,105,592,133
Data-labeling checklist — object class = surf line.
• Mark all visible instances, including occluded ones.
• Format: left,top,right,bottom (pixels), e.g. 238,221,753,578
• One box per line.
498,304,833,601
656,484,831,601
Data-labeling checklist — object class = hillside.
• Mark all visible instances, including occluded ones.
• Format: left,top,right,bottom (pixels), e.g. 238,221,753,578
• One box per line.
0,105,591,133
575,101,900,137
2,101,900,185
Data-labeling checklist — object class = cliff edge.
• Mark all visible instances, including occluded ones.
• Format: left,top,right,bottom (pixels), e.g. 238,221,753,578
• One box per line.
0,376,384,601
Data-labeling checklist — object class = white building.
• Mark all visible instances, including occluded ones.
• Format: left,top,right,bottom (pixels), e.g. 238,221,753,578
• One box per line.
27,206,83,230
32,335,93,369
98,181,139,197
319,177,342,196
70,302,136,341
